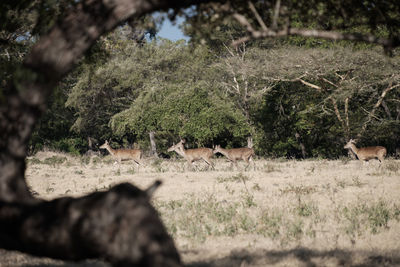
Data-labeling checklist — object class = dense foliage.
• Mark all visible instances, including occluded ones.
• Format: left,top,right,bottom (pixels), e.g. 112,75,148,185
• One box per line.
36,30,400,158
2,1,399,158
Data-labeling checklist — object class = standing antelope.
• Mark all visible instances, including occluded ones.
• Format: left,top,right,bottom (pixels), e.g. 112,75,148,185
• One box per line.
213,145,254,169
344,139,386,163
99,140,142,166
167,139,214,170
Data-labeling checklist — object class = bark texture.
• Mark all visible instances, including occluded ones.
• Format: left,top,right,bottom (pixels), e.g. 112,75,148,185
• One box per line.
0,182,181,266
0,0,211,264
149,131,158,158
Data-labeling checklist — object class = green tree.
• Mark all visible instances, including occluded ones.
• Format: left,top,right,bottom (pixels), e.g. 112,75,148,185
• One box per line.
254,47,400,158
77,39,252,150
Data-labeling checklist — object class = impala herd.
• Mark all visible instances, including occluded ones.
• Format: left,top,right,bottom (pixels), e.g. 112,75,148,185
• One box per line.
98,138,389,170
99,138,255,170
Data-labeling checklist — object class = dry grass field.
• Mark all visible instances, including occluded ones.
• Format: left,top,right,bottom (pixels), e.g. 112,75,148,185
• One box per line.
1,151,400,266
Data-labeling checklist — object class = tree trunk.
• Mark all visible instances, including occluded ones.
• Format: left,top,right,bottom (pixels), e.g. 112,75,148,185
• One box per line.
88,137,94,149
149,131,158,158
381,100,392,119
0,181,181,266
348,149,357,159
247,136,253,148
0,0,208,264
295,132,306,159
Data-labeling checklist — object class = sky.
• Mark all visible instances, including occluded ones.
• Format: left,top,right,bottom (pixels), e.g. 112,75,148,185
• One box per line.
157,16,189,41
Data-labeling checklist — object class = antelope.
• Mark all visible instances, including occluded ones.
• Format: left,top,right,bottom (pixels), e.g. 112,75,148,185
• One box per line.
99,140,142,166
213,145,254,169
343,139,386,163
167,139,214,170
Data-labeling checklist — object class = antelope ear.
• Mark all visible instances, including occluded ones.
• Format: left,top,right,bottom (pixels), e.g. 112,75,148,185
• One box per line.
145,180,162,198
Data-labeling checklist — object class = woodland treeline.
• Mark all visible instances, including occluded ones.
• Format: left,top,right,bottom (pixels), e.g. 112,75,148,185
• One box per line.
3,1,400,159
32,27,400,158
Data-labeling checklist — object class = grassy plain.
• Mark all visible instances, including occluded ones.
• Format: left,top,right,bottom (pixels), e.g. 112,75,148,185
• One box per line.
1,151,400,266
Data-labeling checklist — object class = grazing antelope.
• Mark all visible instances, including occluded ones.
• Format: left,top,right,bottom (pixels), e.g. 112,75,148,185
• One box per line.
343,139,387,163
99,140,142,166
167,139,214,170
213,145,255,169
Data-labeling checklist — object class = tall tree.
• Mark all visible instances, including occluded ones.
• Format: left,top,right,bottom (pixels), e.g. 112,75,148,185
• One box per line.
254,47,400,157
106,41,250,149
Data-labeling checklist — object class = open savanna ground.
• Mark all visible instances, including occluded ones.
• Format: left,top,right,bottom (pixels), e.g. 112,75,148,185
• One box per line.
2,151,400,266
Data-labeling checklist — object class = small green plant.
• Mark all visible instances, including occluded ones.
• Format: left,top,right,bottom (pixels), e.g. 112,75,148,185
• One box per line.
295,200,315,217
393,205,400,222
80,156,91,165
224,184,235,195
259,209,282,239
216,175,228,183
367,200,390,233
340,156,351,164
384,161,400,173
335,178,347,188
241,191,257,208
26,157,41,165
42,156,67,166
127,167,136,174
46,187,55,194
341,200,393,237
308,166,315,173
216,173,250,183
151,158,166,172
280,184,316,195
164,199,184,210
286,219,303,241
305,226,316,238
103,158,115,165
239,214,256,232
252,183,262,191
351,176,365,187
342,205,363,239
263,163,280,173
91,156,102,165
65,160,73,167
334,177,366,189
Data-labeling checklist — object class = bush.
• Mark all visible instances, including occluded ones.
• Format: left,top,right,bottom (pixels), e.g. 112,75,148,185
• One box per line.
52,138,87,155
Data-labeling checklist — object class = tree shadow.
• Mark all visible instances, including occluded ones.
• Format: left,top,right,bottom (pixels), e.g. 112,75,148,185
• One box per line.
0,249,108,267
185,247,400,267
2,247,400,267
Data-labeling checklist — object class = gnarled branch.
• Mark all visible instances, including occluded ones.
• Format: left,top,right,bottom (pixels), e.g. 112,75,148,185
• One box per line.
231,12,400,51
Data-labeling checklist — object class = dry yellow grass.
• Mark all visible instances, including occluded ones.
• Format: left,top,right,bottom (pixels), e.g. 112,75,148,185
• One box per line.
1,151,400,266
